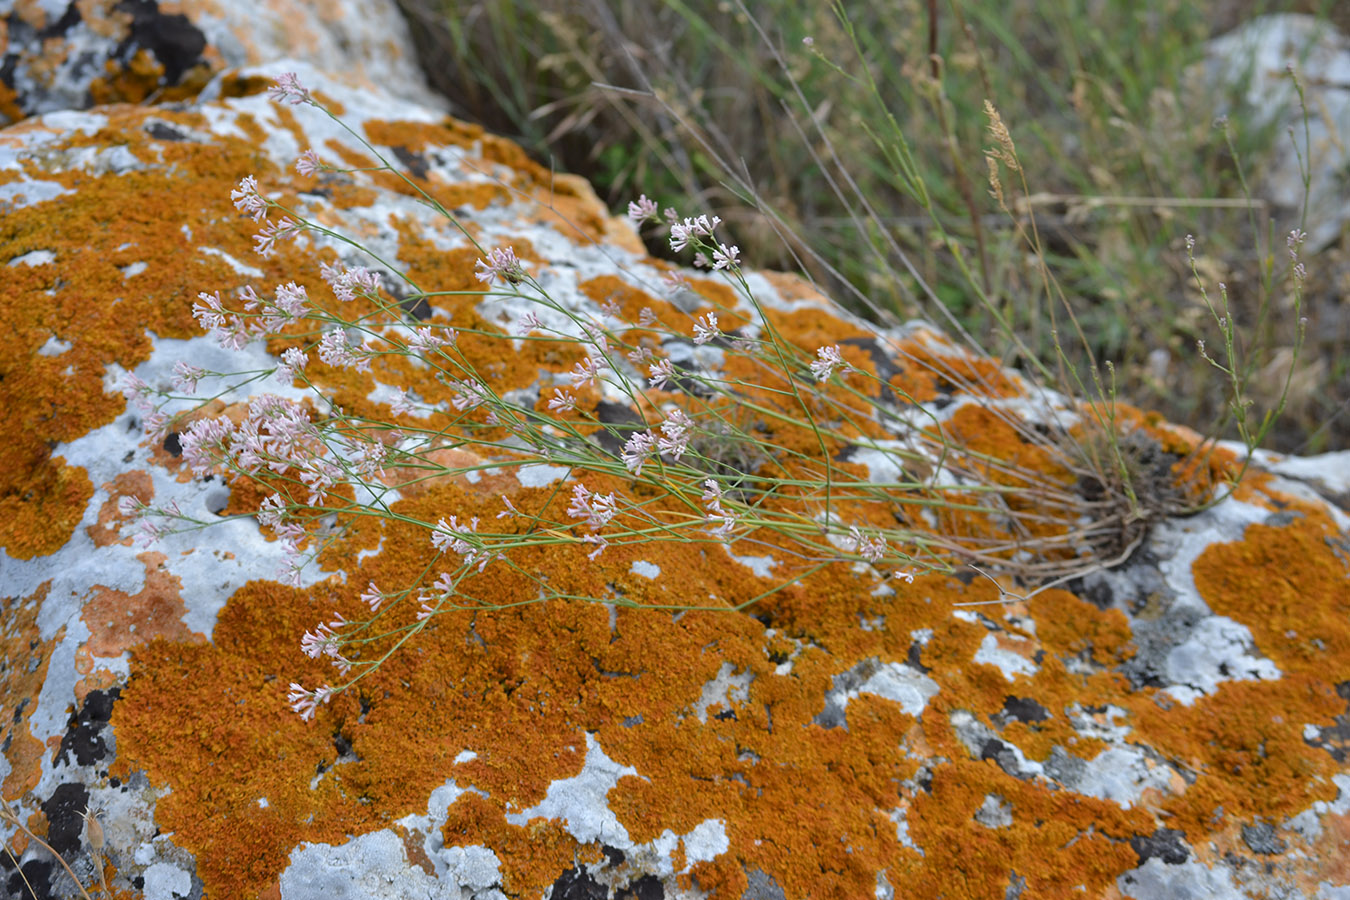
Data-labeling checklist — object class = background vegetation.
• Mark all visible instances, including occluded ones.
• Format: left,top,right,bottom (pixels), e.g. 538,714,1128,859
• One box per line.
394,0,1349,453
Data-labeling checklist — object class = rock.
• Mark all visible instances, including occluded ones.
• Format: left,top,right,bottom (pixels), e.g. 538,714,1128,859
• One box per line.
0,0,444,124
1,3,1349,900
1200,14,1350,252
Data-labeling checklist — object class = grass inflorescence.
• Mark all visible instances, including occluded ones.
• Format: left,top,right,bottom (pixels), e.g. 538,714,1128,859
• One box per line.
396,0,1334,451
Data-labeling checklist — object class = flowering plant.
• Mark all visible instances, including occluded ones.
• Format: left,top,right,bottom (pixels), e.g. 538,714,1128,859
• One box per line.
120,73,1293,719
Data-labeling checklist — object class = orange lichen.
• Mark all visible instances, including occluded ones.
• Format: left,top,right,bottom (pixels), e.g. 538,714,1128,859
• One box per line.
88,470,154,548
0,583,59,802
0,102,340,560
0,458,94,560
81,551,204,658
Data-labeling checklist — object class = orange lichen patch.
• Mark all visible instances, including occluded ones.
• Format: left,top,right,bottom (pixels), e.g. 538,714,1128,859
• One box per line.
73,668,120,707
1114,514,1348,848
88,50,165,106
578,274,673,326
762,304,874,351
81,552,204,658
1132,675,1342,842
371,117,553,188
1193,516,1350,673
0,103,329,560
896,757,1150,897
73,0,132,37
379,447,519,500
1307,810,1350,887
0,458,94,560
1031,590,1135,668
441,793,588,897
758,270,834,307
88,470,154,547
0,78,22,125
895,333,1022,401
0,583,59,802
682,276,739,316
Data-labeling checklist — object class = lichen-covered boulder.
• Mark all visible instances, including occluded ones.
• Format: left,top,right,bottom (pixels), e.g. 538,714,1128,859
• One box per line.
2,11,1350,900
0,0,442,124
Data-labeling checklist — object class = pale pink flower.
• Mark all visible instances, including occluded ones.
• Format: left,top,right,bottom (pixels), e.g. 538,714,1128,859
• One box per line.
449,379,490,412
408,326,454,352
845,526,887,563
134,517,166,548
257,493,288,529
320,262,381,302
582,533,609,560
287,683,332,721
692,312,720,345
547,391,577,413
701,479,737,537
621,431,658,476
274,282,309,318
389,389,417,416
275,347,308,386
638,307,658,327
627,346,654,365
669,215,721,252
662,271,689,294
354,440,387,480
627,194,659,225
431,515,479,557
515,311,544,335
296,149,321,177
142,411,171,442
657,409,694,461
360,582,385,611
117,495,143,517
254,216,301,257
711,243,740,271
317,329,372,372
475,247,524,285
298,458,342,505
268,72,312,106
180,417,234,476
300,622,340,660
647,358,676,389
570,356,608,389
567,484,618,532
276,551,305,587
231,175,267,221
120,372,154,415
171,361,206,394
809,344,849,382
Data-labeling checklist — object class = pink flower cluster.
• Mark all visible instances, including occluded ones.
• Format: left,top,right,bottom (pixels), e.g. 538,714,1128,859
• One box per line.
567,484,618,532
192,282,312,351
809,344,850,382
619,409,696,476
475,247,525,286
430,515,499,572
844,526,887,563
320,261,382,303
701,479,737,537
